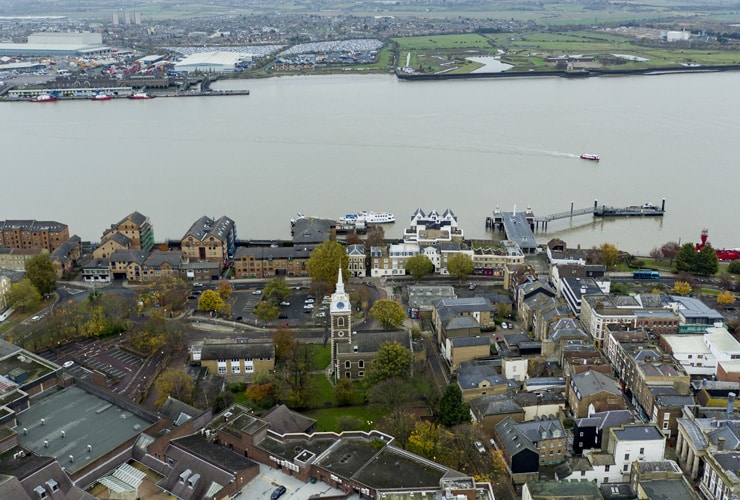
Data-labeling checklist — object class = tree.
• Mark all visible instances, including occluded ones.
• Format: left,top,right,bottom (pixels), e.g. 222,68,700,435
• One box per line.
661,241,681,263
600,242,619,269
367,377,415,407
254,301,280,322
155,369,194,406
366,225,385,249
369,299,406,329
334,377,356,406
336,416,364,432
217,281,233,299
405,254,434,281
306,240,349,288
376,409,416,448
272,326,296,362
6,279,41,312
675,243,698,273
446,253,474,281
407,421,451,461
672,281,692,296
649,247,663,261
438,384,471,427
729,261,740,275
149,276,188,311
198,289,224,312
718,290,736,309
275,343,318,409
264,277,291,304
696,244,719,276
25,252,56,295
367,341,413,385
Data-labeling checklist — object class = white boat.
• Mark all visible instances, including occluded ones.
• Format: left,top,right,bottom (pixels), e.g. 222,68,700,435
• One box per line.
339,211,395,224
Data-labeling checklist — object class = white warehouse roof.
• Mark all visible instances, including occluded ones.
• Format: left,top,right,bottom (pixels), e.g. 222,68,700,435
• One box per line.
173,51,252,73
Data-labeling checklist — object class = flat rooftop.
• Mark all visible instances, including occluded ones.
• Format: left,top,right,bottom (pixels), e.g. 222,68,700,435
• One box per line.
315,437,383,479
259,436,335,462
353,447,447,489
16,386,153,474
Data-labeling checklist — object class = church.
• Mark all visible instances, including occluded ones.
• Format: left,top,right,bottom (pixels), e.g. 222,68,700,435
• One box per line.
329,268,413,382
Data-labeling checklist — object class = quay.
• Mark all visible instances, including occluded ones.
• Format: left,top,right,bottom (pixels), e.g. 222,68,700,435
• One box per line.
2,87,250,101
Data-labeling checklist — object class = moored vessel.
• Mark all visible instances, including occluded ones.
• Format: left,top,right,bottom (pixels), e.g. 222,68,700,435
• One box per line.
30,94,57,103
90,93,112,101
128,92,156,100
339,211,395,224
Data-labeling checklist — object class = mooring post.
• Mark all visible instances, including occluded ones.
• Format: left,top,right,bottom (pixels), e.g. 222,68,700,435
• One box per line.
570,201,574,217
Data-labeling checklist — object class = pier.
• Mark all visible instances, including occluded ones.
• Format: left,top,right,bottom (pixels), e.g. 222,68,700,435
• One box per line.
486,199,666,233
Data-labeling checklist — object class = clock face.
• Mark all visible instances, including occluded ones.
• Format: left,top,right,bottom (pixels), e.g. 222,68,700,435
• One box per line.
336,301,345,310
338,331,344,337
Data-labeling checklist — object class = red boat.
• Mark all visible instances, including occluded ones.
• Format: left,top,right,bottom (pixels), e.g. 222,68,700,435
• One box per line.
695,229,740,261
128,92,155,100
90,93,111,101
580,153,600,161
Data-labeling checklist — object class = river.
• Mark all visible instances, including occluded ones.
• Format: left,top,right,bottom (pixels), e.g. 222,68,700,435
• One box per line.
2,71,738,255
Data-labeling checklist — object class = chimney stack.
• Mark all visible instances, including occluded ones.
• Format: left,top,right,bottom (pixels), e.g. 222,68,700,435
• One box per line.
728,392,736,418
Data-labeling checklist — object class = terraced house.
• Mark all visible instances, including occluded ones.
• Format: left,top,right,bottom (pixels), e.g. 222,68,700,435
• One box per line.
233,246,310,278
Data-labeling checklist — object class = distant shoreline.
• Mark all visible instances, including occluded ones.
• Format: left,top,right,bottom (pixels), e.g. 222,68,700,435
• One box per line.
394,64,740,81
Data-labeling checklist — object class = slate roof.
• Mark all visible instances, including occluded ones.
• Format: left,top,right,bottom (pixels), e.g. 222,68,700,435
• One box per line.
262,404,316,434
434,297,495,319
144,250,183,267
337,330,410,354
109,249,148,265
639,478,698,500
494,417,537,456
0,220,67,232
200,342,274,360
470,394,524,418
571,370,622,397
159,397,207,425
183,215,235,243
106,232,131,246
291,217,333,244
347,244,365,256
575,410,633,433
50,234,81,260
458,364,517,392
612,424,664,442
446,316,480,330
234,246,311,260
172,435,259,474
450,336,489,348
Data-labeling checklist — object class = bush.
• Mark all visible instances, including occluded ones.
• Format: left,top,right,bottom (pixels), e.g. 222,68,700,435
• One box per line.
729,261,740,275
229,382,247,393
336,416,364,432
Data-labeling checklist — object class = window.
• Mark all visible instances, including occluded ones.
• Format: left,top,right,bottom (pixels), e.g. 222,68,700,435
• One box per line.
337,317,344,327
604,465,610,472
358,360,364,368
345,371,351,378
624,453,630,461
345,361,351,369
581,471,586,477
639,447,645,455
231,363,240,374
358,371,364,377
579,432,584,437
623,465,629,472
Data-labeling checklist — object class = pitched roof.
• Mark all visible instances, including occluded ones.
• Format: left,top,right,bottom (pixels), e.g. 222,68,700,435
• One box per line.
183,215,235,243
109,249,148,265
571,370,622,397
337,330,410,354
200,342,274,360
262,404,316,434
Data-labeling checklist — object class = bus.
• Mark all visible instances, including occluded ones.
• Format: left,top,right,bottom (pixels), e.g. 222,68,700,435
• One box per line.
633,269,660,279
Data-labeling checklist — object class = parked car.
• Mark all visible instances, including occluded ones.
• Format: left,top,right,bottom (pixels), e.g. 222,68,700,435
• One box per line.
474,441,486,454
304,298,315,304
252,289,262,295
468,283,477,290
271,485,286,500
193,282,204,288
235,316,243,321
501,323,508,329
304,303,314,309
279,301,290,306
316,312,326,318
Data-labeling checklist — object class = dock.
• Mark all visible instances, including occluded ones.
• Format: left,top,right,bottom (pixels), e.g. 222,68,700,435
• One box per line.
487,199,666,233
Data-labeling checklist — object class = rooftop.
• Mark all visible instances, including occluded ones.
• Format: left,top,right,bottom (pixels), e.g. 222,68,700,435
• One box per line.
16,385,156,474
613,424,664,442
354,446,449,489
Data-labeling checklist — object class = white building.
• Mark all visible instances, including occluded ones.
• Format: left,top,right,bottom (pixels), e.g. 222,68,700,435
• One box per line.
174,51,253,73
403,208,463,244
660,334,715,377
704,327,740,365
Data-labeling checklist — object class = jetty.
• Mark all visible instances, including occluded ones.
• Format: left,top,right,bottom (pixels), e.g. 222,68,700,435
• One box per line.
486,199,666,233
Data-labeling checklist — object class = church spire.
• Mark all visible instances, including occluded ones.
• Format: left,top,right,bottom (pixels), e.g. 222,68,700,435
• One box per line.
335,267,345,295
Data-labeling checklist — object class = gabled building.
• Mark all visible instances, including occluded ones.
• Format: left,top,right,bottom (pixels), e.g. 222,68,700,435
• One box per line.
403,208,463,244
109,249,148,281
49,234,81,278
93,231,132,259
561,277,610,317
573,410,634,455
546,238,587,266
472,241,524,277
181,215,236,263
290,216,335,246
457,360,516,401
100,211,154,252
471,394,526,431
432,297,496,350
495,415,567,477
336,330,412,381
568,370,627,419
199,341,275,381
141,250,187,281
346,244,366,277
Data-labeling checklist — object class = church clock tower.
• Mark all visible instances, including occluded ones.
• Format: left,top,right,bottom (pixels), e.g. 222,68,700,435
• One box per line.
330,268,352,379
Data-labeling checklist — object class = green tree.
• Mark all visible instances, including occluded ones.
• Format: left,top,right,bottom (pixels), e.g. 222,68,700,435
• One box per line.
198,289,224,312
6,279,42,312
334,377,356,406
306,241,349,289
600,242,619,269
728,261,740,275
155,368,195,406
446,253,474,281
697,244,719,276
367,341,413,385
376,409,416,448
438,384,471,427
675,243,698,273
405,254,434,281
264,277,291,304
217,280,233,299
272,326,296,362
254,301,280,322
369,299,406,329
25,252,56,295
275,343,318,409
